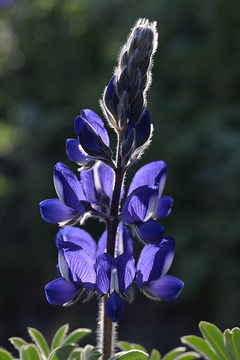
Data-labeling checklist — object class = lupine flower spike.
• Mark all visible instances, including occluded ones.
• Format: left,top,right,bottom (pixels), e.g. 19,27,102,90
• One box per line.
40,18,184,359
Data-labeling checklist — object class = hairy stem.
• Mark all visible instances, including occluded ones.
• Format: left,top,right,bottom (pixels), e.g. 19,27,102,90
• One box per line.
100,134,125,360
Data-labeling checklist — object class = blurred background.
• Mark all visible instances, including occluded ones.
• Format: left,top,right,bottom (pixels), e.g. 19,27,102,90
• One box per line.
1,0,240,355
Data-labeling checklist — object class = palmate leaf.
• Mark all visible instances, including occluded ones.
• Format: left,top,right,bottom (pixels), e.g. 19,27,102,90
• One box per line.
80,345,95,360
68,347,83,360
48,343,75,360
223,328,240,360
51,324,69,351
63,328,92,345
9,336,28,351
0,348,14,360
117,342,147,352
173,352,200,360
28,327,49,358
181,335,219,360
86,350,102,360
20,344,41,360
199,321,230,360
110,349,148,360
149,349,161,360
162,347,187,360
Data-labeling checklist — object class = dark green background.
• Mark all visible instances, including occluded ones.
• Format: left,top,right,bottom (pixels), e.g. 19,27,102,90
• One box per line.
1,0,240,354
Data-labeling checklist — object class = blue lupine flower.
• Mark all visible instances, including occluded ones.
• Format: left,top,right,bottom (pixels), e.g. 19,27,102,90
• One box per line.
40,162,86,225
45,224,135,322
80,161,115,214
122,161,173,244
136,237,184,300
45,226,96,305
66,109,112,166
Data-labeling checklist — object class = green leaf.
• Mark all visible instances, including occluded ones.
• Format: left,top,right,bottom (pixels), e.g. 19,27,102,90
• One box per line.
49,343,75,360
181,335,219,360
224,328,240,360
174,352,200,360
110,349,148,360
0,348,14,360
63,328,92,345
149,349,161,360
117,342,147,352
80,345,95,360
20,344,41,360
162,347,187,360
51,324,69,351
68,347,83,360
28,327,49,358
9,337,28,351
199,321,230,360
87,350,102,360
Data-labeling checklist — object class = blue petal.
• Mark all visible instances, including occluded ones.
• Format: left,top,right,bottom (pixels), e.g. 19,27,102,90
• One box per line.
40,199,77,224
135,108,151,148
122,185,159,224
136,237,175,288
128,161,167,197
54,162,85,215
115,253,135,293
82,109,110,147
96,230,107,257
145,275,184,301
155,196,174,220
45,278,80,305
82,109,105,128
95,253,114,295
75,116,111,158
81,162,114,206
115,223,133,256
56,226,96,257
66,138,89,163
105,291,124,322
134,219,165,244
63,247,96,290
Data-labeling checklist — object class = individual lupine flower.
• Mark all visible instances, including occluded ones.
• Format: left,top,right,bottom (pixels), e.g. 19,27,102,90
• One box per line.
122,161,173,244
45,226,96,305
66,109,113,169
80,161,115,214
136,237,184,300
40,162,87,225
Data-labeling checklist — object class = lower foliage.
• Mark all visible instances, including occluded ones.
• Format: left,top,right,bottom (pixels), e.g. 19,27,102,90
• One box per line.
0,321,239,360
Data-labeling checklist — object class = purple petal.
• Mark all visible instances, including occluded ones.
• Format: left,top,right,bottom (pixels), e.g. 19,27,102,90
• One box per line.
54,162,85,215
122,185,159,224
115,253,135,293
81,109,110,146
96,230,107,257
145,275,184,301
115,223,133,257
40,199,77,224
66,138,89,163
105,291,124,322
135,108,151,148
63,247,96,290
155,196,174,220
128,161,167,197
95,253,114,295
45,278,80,305
136,237,175,288
134,219,165,244
81,162,114,206
75,116,111,158
56,226,96,257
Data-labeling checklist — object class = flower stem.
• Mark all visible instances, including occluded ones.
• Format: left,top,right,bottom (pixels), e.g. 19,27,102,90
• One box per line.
100,134,125,359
